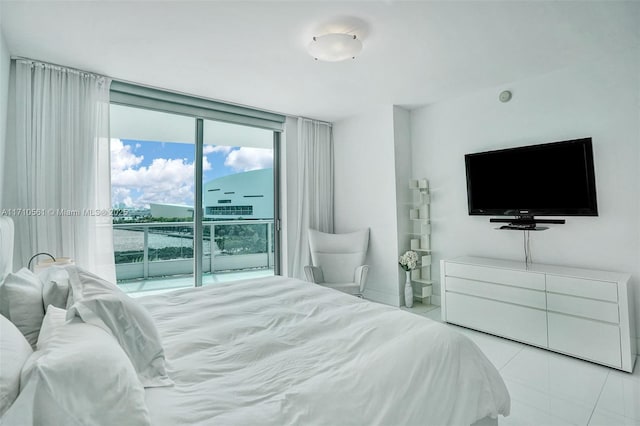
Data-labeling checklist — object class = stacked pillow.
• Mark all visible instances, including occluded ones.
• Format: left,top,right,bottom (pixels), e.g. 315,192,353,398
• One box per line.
2,307,152,425
39,266,72,310
0,265,172,423
0,313,32,416
36,305,68,348
0,268,45,348
65,266,172,387
0,266,72,348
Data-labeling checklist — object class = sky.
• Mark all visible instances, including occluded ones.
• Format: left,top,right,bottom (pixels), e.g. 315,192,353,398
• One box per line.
111,139,273,208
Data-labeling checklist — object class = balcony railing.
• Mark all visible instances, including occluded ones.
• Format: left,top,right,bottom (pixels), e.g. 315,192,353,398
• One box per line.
113,220,274,282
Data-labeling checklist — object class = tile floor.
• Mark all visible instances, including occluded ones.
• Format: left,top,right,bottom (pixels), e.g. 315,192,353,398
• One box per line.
403,304,640,426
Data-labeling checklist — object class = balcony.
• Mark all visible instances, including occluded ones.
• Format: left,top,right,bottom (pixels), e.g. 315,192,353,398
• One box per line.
113,220,275,295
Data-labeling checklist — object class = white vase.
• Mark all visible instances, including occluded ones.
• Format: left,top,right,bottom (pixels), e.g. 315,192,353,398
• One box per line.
404,271,413,308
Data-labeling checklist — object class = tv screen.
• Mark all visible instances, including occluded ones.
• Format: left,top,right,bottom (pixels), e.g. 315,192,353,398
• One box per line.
465,138,598,217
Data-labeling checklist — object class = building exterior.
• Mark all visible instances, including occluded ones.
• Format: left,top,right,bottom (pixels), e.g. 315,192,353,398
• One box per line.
148,169,273,220
204,168,273,219
150,203,194,219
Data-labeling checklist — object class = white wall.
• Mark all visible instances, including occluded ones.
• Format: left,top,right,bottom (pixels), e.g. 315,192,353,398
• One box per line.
333,106,401,306
0,8,11,209
392,106,413,305
410,48,640,342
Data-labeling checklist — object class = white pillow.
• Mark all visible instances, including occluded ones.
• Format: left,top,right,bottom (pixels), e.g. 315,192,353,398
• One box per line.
38,266,72,311
66,265,172,388
0,314,33,416
0,268,44,347
36,305,68,349
2,319,151,425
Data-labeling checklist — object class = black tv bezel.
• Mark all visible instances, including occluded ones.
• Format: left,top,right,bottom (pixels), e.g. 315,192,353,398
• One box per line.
465,138,598,217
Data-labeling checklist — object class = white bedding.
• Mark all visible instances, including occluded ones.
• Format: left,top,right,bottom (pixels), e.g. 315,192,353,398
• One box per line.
140,276,510,425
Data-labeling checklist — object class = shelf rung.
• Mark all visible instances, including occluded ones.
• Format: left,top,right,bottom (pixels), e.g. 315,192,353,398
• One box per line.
412,279,434,285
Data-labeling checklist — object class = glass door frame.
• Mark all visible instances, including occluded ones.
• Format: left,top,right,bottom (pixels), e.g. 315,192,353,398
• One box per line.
194,118,204,286
272,131,281,276
194,118,282,285
109,83,284,287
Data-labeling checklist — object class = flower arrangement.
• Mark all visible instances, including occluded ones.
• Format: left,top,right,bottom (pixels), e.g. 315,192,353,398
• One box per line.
399,250,419,271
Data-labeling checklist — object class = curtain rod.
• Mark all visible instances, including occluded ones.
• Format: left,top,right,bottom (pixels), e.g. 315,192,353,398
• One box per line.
299,116,333,127
11,55,107,79
10,55,333,126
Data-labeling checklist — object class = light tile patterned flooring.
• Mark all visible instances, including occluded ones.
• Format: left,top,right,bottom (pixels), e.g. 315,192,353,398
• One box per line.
403,304,640,425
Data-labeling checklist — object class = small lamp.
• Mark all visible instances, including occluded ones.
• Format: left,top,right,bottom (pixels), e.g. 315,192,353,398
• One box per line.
28,252,74,272
308,33,362,62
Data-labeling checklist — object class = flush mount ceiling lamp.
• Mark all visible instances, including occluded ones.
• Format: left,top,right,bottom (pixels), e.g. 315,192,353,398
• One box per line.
308,33,362,62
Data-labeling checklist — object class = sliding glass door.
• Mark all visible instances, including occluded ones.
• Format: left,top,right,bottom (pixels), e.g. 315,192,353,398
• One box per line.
201,119,277,286
109,104,280,295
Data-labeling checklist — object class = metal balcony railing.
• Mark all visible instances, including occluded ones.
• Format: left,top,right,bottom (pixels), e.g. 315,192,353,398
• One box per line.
113,220,274,281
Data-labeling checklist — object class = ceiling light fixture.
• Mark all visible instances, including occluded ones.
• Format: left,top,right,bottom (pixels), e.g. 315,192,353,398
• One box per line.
308,33,362,62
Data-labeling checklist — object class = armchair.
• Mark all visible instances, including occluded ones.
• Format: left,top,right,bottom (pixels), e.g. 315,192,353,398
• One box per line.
304,228,370,297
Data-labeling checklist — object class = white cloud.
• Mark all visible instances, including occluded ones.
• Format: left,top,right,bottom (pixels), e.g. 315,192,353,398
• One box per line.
202,156,212,171
111,139,196,208
111,139,143,170
112,187,134,208
203,145,232,155
224,147,273,172
112,158,193,187
112,157,195,207
110,140,272,209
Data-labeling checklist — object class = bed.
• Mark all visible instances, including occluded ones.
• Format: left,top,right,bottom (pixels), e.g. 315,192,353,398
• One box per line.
0,217,510,425
140,277,510,425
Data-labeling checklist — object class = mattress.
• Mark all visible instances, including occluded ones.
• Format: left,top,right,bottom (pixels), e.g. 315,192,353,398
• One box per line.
139,276,510,425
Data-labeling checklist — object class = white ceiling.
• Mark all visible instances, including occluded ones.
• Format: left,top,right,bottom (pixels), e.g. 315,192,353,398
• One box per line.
1,1,639,122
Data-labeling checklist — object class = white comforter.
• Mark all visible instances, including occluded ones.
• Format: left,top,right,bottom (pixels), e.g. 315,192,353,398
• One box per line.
140,276,510,426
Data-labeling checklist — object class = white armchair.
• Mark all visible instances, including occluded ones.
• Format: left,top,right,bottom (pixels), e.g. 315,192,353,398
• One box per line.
304,228,370,297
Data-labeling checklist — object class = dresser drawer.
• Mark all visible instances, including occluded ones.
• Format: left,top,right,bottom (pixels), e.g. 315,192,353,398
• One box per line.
547,293,619,323
445,292,548,347
446,276,546,310
441,257,633,371
547,275,617,302
445,262,545,291
548,312,621,368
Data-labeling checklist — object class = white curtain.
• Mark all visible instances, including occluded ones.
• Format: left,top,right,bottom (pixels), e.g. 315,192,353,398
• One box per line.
291,118,334,279
6,59,115,282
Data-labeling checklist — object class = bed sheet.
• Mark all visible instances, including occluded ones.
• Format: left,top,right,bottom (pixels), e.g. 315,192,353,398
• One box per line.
139,276,510,425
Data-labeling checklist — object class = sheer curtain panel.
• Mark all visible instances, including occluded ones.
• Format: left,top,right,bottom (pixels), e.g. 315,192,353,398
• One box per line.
6,60,115,281
292,118,334,279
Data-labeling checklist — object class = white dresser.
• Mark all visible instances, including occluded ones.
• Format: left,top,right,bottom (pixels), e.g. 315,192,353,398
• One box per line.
441,256,637,372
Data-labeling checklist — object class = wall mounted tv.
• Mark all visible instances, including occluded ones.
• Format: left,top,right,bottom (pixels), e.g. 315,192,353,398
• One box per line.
465,138,598,227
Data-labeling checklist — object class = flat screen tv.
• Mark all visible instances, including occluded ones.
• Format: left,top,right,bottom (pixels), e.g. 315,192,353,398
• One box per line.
465,138,598,218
